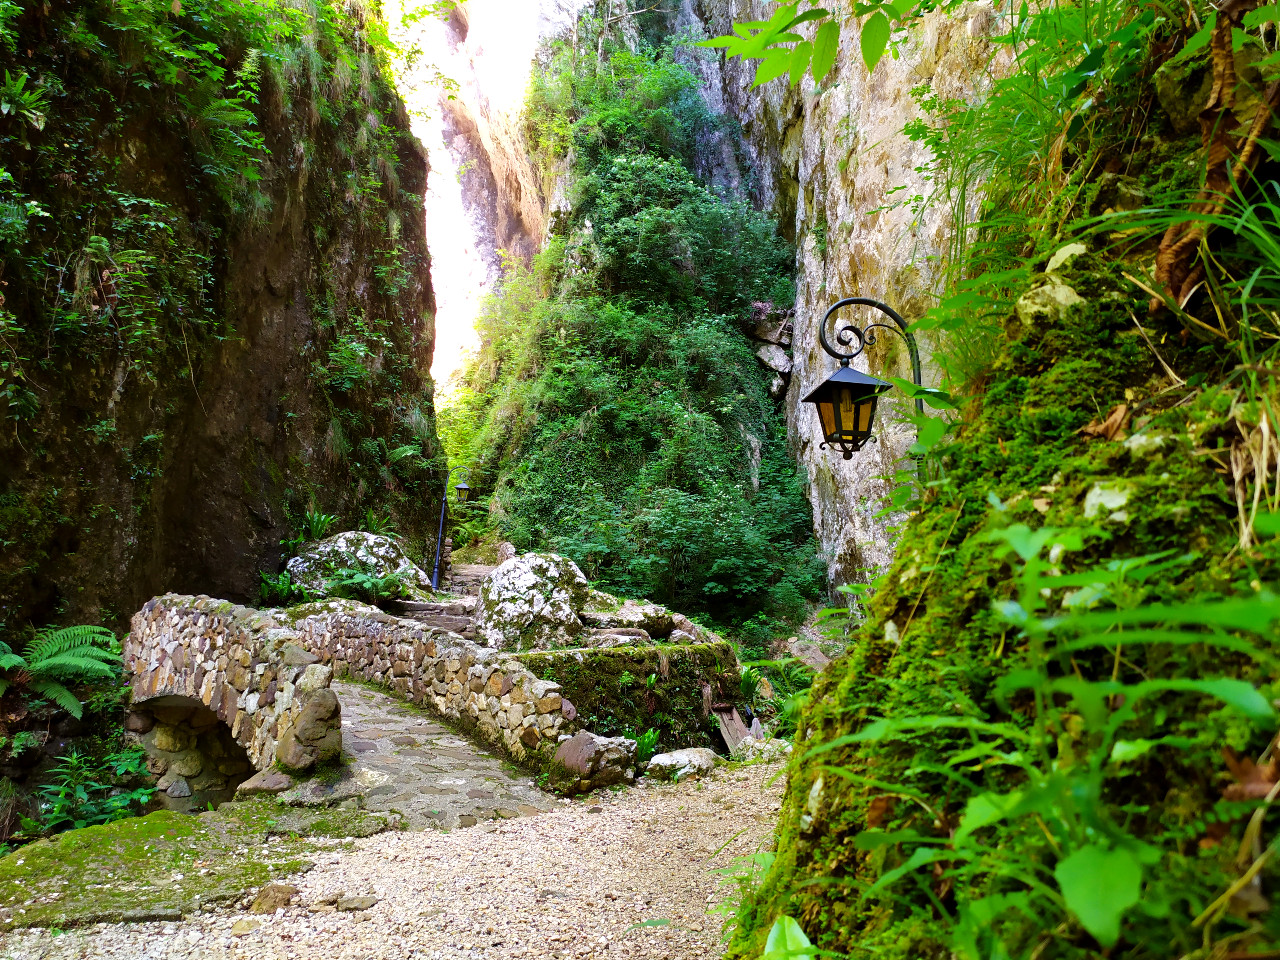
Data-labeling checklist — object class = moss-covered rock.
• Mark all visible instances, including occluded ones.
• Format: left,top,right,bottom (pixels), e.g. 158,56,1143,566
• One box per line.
519,641,739,747
727,259,1280,958
474,554,592,650
0,798,389,930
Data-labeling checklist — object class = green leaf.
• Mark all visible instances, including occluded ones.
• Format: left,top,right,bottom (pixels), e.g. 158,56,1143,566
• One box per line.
1132,678,1274,720
1054,845,1142,946
954,790,1024,843
763,915,814,960
862,845,954,899
1171,14,1215,63
859,11,891,72
785,9,831,29
811,20,840,82
887,376,956,409
788,41,813,86
1254,512,1280,536
754,48,794,87
907,415,948,455
1244,4,1280,28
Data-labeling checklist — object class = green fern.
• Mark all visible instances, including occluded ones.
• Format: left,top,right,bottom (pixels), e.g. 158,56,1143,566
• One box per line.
0,625,121,719
28,679,85,717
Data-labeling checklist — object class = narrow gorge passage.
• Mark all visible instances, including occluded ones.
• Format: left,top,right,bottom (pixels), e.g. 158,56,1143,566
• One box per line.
4,760,785,960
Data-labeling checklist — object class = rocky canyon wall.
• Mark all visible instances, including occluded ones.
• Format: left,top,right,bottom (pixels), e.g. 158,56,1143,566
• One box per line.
690,1,1007,585
0,3,441,634
391,0,591,390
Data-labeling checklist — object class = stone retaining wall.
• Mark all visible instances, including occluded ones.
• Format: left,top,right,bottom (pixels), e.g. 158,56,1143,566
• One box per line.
520,642,740,748
125,596,344,778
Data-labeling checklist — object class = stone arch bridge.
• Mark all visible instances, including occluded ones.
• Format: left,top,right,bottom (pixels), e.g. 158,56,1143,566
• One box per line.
124,595,343,809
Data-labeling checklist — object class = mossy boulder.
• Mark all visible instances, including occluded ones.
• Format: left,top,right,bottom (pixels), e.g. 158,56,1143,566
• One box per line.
474,553,591,650
286,532,434,601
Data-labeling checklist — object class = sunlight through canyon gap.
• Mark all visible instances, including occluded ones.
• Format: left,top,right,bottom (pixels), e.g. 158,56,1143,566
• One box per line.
388,0,590,399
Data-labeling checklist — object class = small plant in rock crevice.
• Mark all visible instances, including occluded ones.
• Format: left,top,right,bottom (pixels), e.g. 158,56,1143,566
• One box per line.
258,570,314,608
300,509,340,542
636,727,660,765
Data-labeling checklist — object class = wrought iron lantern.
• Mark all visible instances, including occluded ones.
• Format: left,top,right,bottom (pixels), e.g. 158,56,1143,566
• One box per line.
454,480,471,504
802,298,924,460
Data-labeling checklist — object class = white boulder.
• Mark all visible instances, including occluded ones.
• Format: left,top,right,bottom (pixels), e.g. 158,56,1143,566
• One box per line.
473,553,591,651
645,747,719,782
285,531,432,600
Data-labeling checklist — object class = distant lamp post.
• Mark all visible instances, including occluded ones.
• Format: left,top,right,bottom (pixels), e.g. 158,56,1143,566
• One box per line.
430,466,472,591
802,298,924,460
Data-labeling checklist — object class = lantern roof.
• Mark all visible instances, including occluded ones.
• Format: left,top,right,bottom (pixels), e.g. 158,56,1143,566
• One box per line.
800,365,893,404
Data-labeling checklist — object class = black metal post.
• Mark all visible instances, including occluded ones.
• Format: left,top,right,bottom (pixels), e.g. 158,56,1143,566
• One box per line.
430,465,470,591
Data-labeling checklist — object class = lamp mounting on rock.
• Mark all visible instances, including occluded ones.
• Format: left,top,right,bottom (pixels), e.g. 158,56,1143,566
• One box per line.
803,298,924,460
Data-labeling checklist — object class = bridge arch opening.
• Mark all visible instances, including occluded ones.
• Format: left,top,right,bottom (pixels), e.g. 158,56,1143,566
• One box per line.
126,696,253,812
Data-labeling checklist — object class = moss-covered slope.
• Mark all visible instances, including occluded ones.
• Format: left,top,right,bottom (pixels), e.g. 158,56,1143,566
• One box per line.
728,255,1280,957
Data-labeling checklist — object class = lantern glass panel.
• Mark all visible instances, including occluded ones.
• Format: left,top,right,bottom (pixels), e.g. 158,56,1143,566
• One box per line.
838,387,857,434
818,399,836,439
858,396,873,433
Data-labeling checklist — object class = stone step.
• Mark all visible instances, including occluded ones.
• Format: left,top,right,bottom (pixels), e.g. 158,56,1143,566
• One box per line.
448,563,497,596
392,599,476,617
401,613,475,636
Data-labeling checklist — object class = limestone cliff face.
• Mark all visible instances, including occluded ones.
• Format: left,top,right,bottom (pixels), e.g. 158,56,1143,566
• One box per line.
390,0,590,390
0,3,441,633
690,1,1006,585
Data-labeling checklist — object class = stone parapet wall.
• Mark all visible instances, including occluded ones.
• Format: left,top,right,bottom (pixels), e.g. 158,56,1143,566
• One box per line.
286,601,577,766
128,594,737,778
519,642,740,748
125,595,344,775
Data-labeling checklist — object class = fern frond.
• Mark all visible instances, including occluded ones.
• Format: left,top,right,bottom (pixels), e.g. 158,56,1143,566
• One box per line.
27,679,83,719
0,677,9,697
27,653,118,680
27,625,116,661
0,652,25,671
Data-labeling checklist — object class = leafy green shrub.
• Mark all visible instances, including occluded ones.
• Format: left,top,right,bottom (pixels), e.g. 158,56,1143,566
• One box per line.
258,570,313,607
636,727,660,765
20,748,153,838
0,625,119,719
739,666,762,704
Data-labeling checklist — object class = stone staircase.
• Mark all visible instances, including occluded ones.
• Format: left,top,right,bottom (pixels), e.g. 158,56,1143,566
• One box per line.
387,563,495,640
449,563,497,596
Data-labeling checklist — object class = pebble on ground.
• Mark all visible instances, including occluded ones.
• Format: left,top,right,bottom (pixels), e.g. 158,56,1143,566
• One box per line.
0,762,784,960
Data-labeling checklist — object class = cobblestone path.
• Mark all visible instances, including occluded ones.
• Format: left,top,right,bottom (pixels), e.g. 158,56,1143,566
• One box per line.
285,681,556,830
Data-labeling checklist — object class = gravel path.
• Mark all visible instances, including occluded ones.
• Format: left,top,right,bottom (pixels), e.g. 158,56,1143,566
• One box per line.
1,762,784,960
